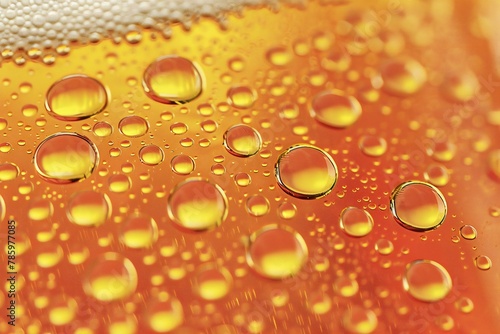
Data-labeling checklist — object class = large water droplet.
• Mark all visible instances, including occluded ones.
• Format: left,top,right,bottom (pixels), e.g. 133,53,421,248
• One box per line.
246,224,308,279
403,260,452,302
168,178,228,231
45,75,108,121
34,133,98,184
390,181,447,231
275,145,338,199
310,90,362,128
143,55,203,104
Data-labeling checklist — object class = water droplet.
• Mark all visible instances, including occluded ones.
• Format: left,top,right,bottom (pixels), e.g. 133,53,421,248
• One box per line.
459,225,477,240
0,162,19,181
279,102,300,120
342,306,378,334
455,296,474,313
200,119,218,133
374,239,394,255
83,252,138,301
48,296,77,326
143,55,203,104
228,57,245,72
34,133,98,184
227,85,257,109
424,163,450,187
310,90,362,128
93,121,113,137
339,207,374,237
333,276,359,297
378,57,427,96
168,178,228,231
266,46,292,66
390,181,447,231
307,291,332,315
246,195,270,217
475,255,492,270
118,115,149,137
170,122,188,135
441,70,479,103
234,173,252,187
428,139,456,162
359,135,387,157
22,104,38,117
435,315,454,331
277,202,297,219
139,145,164,166
321,49,351,72
403,260,452,302
67,191,111,227
275,145,338,199
37,243,63,268
120,214,158,249
246,225,308,279
108,174,131,193
223,124,262,157
170,155,195,175
147,292,184,332
193,264,233,300
45,75,108,120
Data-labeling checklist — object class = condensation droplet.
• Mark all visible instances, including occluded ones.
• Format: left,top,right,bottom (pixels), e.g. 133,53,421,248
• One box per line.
34,133,98,184
475,255,492,270
390,181,447,231
246,225,308,280
266,46,292,66
459,225,477,240
359,135,387,157
246,195,270,217
119,116,149,137
403,260,452,302
279,102,300,120
223,124,262,157
234,173,252,187
22,104,38,117
310,90,362,128
334,276,359,297
0,162,19,181
139,145,164,166
275,145,338,199
67,191,111,227
227,85,257,109
374,239,394,255
170,155,195,175
45,75,108,121
441,70,479,103
143,55,203,104
146,292,184,332
83,252,138,301
193,264,233,300
455,296,474,313
277,202,297,219
424,163,450,187
108,174,132,193
339,207,374,237
378,57,427,96
93,121,113,137
342,306,378,334
168,178,228,231
120,214,158,249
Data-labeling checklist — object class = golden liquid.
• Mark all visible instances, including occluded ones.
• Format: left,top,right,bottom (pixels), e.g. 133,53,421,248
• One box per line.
0,0,500,333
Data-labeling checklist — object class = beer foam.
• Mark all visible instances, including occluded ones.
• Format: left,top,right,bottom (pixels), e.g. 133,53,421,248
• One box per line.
0,0,303,56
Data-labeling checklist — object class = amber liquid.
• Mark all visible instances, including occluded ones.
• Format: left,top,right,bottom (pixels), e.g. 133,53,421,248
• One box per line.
0,0,499,333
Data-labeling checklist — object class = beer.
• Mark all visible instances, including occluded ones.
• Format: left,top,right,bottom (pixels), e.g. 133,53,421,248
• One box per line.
0,0,499,333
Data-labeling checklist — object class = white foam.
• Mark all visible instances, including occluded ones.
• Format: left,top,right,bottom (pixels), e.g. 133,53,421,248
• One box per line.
0,0,303,56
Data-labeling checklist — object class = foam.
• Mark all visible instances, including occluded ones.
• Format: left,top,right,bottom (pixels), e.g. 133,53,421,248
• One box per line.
0,0,303,56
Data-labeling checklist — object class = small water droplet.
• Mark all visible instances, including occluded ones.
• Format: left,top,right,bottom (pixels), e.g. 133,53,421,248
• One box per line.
170,155,195,175
310,90,362,128
119,116,149,137
120,214,158,249
342,306,378,334
378,57,427,96
359,135,387,157
227,85,257,109
459,225,477,240
475,255,492,270
139,145,164,166
339,207,374,237
67,191,111,227
246,195,270,217
193,264,233,300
